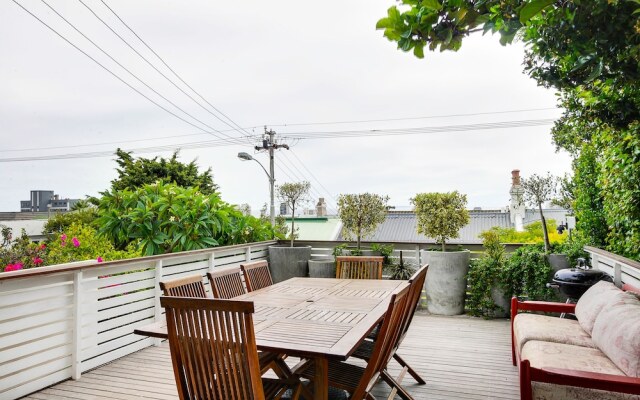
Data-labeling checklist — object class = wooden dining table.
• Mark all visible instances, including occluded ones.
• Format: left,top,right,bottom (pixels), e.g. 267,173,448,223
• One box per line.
134,277,408,400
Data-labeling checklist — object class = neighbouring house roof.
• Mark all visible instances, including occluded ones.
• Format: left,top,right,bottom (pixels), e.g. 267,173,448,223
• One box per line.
0,219,47,241
285,217,342,241
337,209,571,244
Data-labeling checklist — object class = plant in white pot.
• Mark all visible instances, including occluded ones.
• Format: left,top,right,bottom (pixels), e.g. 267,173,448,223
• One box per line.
412,191,470,315
337,192,389,255
268,181,312,282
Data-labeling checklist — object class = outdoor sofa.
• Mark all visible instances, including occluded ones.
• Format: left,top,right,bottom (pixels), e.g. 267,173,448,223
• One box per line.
511,281,640,400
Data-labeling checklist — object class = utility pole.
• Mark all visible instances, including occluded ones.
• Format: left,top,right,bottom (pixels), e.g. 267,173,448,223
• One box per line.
255,127,289,226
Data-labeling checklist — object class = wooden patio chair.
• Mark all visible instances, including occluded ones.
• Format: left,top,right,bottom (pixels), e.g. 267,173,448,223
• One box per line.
159,274,208,297
241,260,274,292
207,267,247,299
351,265,429,395
335,256,383,280
161,296,301,400
296,284,412,400
160,273,284,377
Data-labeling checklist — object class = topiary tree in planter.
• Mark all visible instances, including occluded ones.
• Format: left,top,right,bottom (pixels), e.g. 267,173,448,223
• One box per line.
276,181,311,247
411,191,470,315
337,193,389,251
411,191,470,251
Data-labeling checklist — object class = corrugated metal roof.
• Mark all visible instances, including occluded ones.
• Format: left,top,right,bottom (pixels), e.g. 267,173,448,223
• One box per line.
337,209,570,244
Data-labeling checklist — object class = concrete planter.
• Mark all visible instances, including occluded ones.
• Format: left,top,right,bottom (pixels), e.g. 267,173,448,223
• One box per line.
490,285,511,318
547,253,569,273
422,250,470,315
268,245,311,283
308,258,336,278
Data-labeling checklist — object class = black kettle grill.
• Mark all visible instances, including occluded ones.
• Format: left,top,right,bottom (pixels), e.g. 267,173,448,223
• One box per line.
551,258,613,301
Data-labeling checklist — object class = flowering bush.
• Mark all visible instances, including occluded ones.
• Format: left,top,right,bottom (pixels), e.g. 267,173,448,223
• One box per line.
0,226,48,272
46,223,139,265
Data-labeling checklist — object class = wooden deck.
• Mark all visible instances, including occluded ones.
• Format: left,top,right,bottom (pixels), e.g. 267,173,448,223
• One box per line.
23,314,519,400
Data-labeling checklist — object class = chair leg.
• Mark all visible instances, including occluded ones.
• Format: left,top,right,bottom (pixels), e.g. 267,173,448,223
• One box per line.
381,370,414,400
393,353,426,384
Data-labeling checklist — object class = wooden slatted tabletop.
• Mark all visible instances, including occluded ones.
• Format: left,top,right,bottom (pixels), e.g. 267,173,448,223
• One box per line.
134,277,407,400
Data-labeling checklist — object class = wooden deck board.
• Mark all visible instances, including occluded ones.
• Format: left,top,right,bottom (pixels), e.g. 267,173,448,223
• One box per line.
25,313,519,400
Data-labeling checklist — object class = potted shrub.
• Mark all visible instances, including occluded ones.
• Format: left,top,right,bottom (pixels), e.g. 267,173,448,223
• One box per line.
467,230,510,318
337,193,389,255
269,181,312,282
412,191,470,315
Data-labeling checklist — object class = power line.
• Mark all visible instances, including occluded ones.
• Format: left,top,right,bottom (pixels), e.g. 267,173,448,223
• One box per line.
0,137,238,163
81,0,249,140
279,151,337,208
40,0,241,144
280,119,556,139
264,107,559,127
288,149,337,203
99,0,253,138
0,118,554,162
11,0,241,143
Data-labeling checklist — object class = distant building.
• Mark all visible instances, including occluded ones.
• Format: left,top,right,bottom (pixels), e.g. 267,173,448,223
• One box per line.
20,190,79,213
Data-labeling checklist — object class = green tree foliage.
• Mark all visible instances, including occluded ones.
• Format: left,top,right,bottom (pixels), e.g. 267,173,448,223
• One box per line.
43,207,99,236
411,191,469,251
276,181,311,247
486,220,567,245
337,193,389,250
572,144,607,247
503,244,555,302
97,182,276,256
111,149,217,194
599,124,640,260
378,0,640,260
521,173,557,252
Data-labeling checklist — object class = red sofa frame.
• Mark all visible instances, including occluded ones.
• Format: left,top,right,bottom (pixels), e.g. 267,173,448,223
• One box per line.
510,284,640,400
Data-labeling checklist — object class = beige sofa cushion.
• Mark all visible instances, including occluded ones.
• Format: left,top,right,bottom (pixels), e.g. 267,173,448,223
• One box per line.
521,340,625,375
575,281,625,335
523,340,638,400
514,313,595,353
592,296,640,378
533,382,640,400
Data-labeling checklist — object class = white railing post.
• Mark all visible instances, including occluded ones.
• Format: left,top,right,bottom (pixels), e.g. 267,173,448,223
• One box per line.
415,245,421,266
71,269,83,380
208,251,216,273
153,259,163,346
614,262,622,287
245,246,252,262
591,253,599,269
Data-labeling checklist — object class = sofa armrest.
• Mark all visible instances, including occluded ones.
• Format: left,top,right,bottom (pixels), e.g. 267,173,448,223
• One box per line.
531,366,640,395
511,297,576,315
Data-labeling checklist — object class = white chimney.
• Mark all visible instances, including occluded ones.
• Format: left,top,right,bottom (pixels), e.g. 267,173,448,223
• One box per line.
509,169,526,232
316,198,327,217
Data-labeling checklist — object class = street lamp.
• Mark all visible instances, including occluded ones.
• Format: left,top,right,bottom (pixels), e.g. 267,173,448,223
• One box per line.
237,152,275,225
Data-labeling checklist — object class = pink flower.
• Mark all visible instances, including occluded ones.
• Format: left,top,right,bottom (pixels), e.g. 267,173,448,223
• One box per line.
60,234,67,242
72,237,80,248
39,243,46,250
33,257,43,265
97,257,104,263
4,263,23,272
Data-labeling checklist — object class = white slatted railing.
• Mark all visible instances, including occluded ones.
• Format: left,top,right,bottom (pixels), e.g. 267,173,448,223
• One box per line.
0,241,275,400
585,246,640,289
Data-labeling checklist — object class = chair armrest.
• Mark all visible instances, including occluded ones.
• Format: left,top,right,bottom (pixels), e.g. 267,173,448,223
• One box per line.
511,297,576,314
530,366,640,394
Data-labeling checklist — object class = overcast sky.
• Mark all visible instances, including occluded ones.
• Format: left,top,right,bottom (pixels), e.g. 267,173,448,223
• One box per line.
0,0,571,214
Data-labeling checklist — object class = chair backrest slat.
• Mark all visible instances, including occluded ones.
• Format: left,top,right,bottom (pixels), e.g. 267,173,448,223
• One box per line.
352,284,410,399
241,261,273,292
161,296,266,400
207,268,247,299
397,264,428,344
335,256,383,280
159,275,207,298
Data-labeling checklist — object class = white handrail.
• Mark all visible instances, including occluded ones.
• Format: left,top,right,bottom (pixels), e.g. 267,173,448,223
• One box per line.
585,246,640,288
